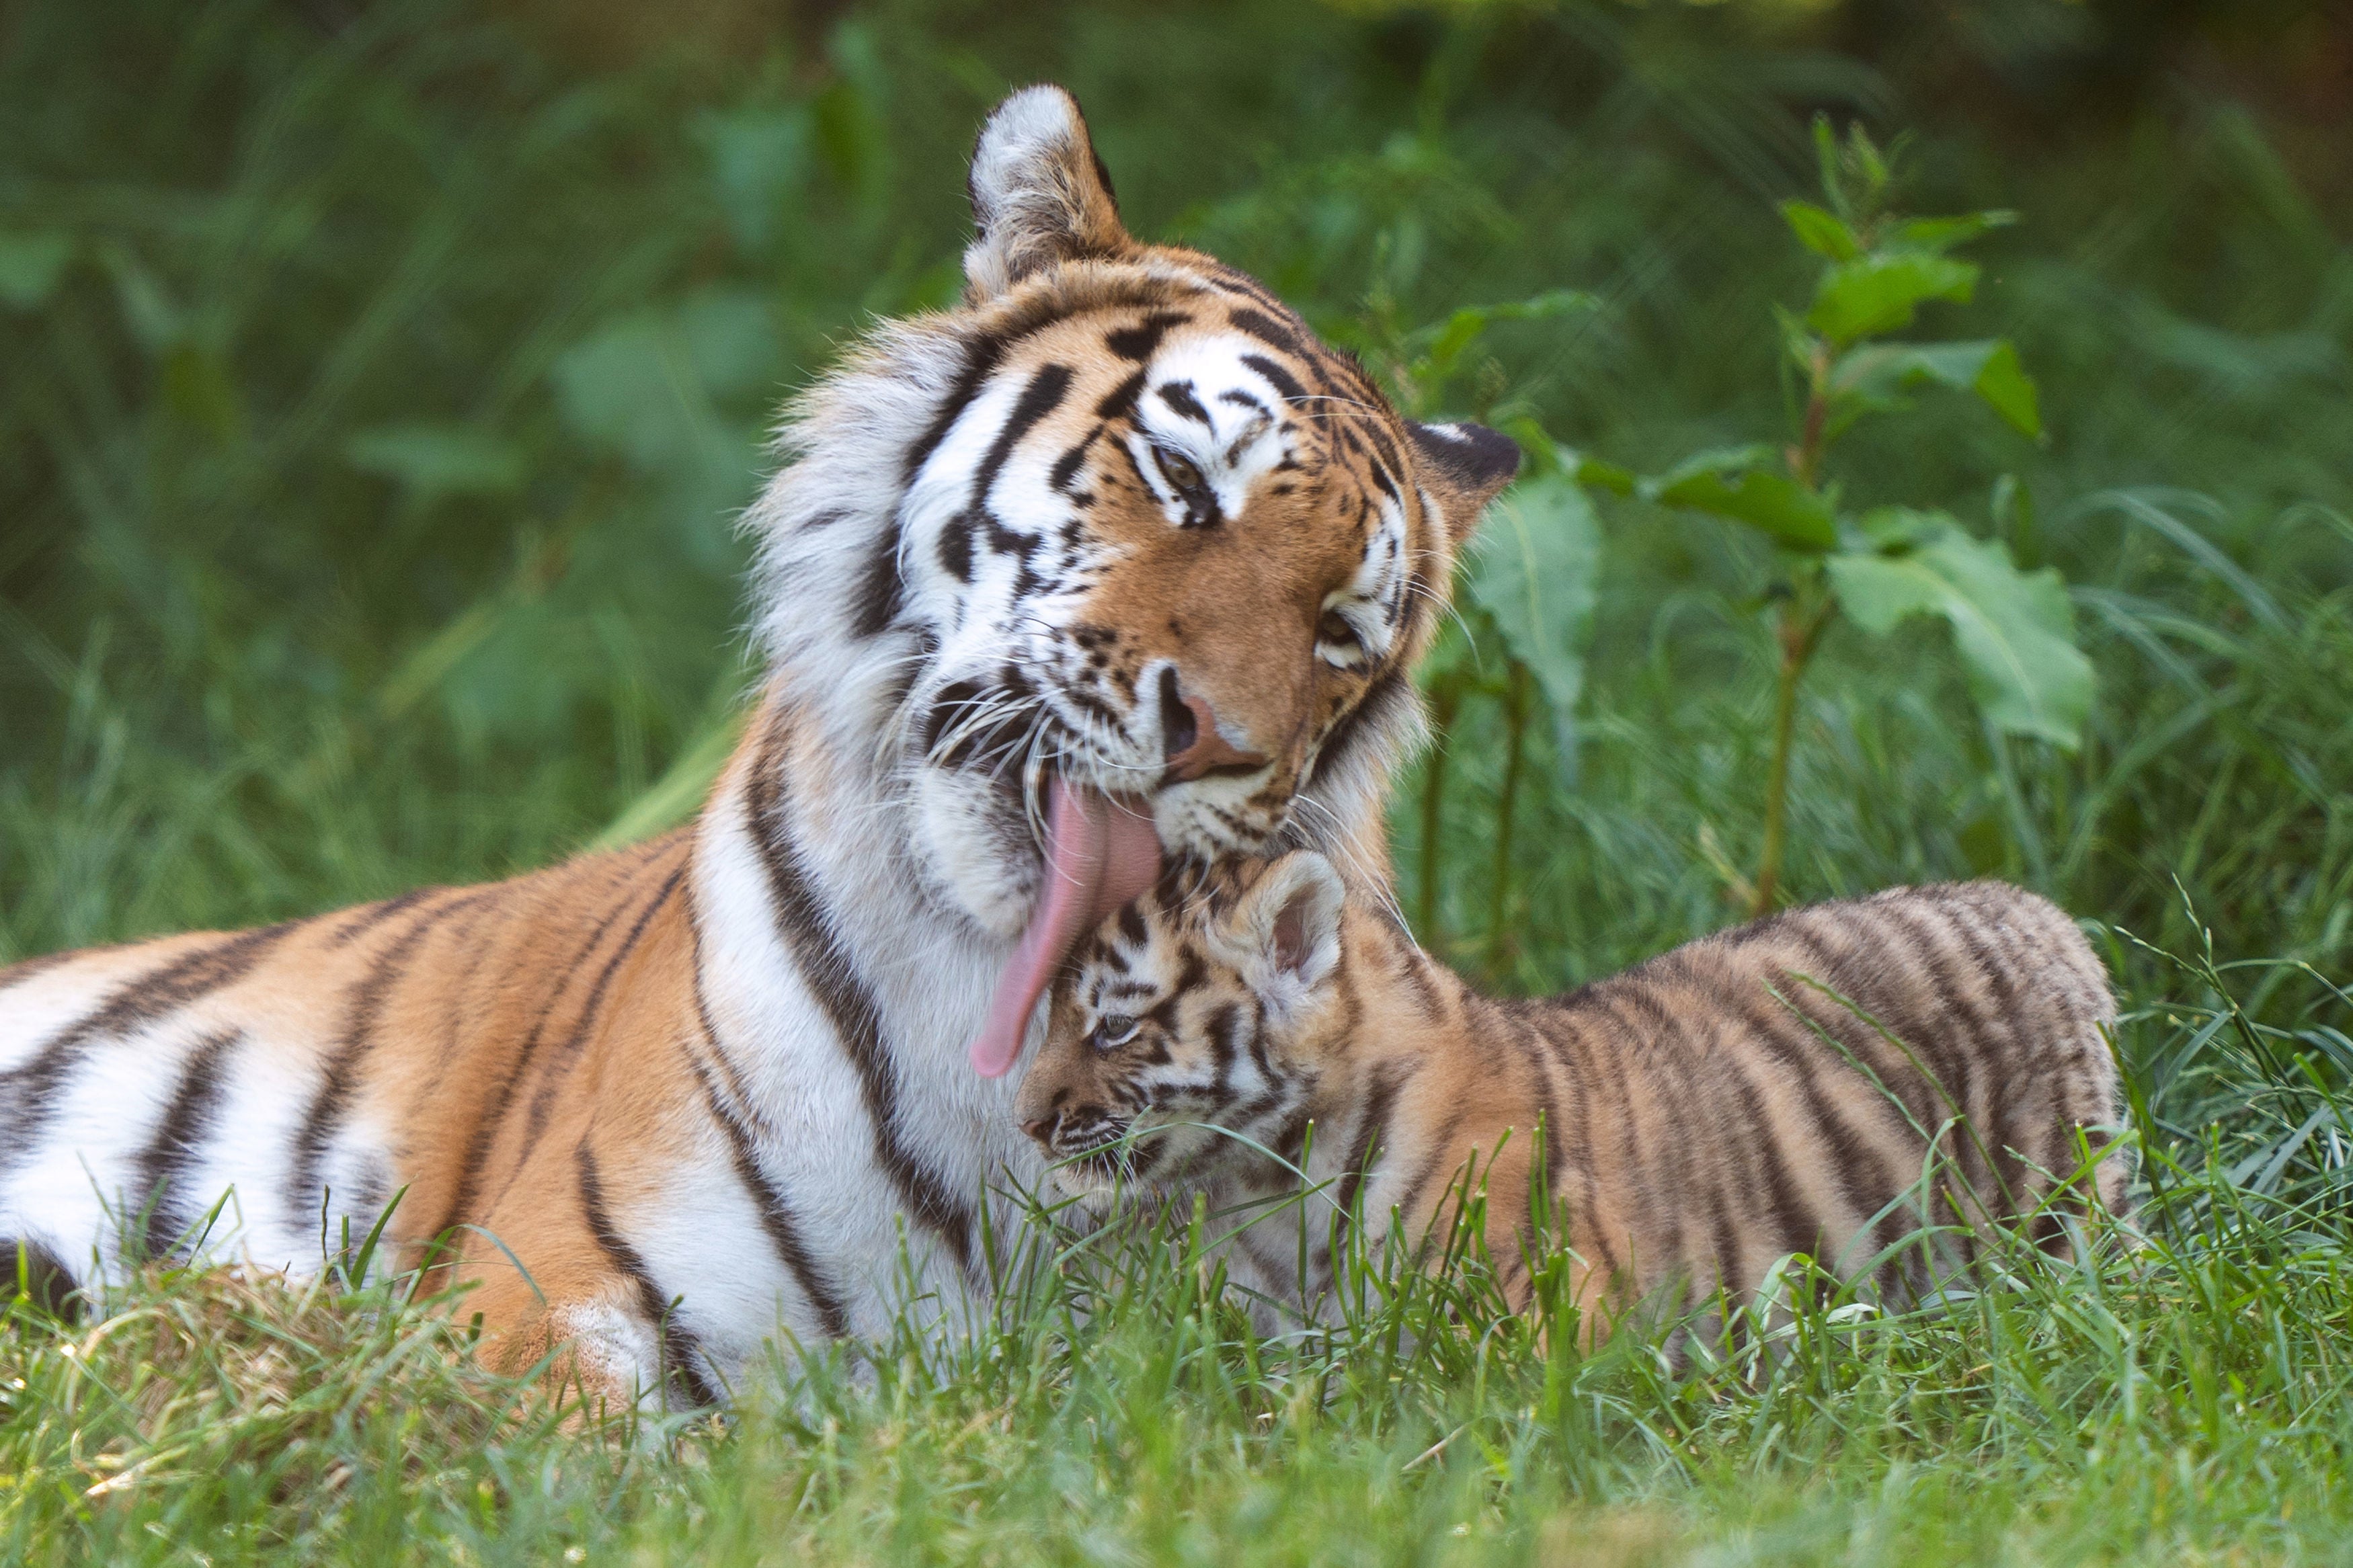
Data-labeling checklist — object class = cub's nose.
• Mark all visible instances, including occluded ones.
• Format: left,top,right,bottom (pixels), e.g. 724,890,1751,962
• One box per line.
1021,1115,1054,1143
1158,668,1269,786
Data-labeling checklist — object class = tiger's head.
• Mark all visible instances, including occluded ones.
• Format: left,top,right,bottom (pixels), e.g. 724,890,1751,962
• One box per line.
1014,852,1354,1205
746,87,1514,1075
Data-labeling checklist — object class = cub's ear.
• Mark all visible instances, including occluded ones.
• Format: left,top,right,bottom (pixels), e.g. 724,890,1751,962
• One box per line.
963,85,1133,300
1209,852,1347,1010
1406,421,1523,546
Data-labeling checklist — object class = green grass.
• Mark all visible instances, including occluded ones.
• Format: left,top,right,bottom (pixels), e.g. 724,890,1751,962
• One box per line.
5,0,2352,1561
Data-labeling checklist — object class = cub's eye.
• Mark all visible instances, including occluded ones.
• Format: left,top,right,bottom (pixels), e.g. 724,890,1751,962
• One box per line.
1092,1014,1141,1051
1155,450,1205,495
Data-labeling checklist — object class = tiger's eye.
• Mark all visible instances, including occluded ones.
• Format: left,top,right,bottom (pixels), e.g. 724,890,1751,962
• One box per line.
1157,451,1205,493
1318,609,1361,649
1093,1014,1140,1050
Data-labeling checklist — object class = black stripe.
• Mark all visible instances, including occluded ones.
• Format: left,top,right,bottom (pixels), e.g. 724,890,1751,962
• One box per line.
852,518,906,638
514,865,686,1165
575,1143,720,1409
1240,352,1309,407
902,332,1008,484
1508,1007,1564,1230
326,886,440,948
0,950,78,999
1157,380,1211,425
972,364,1074,511
936,513,973,583
1393,1101,1471,1248
1716,980,1915,1268
1523,1008,1619,1278
686,1046,854,1339
1698,1012,1824,1272
1106,311,1189,362
1330,1059,1410,1256
289,893,481,1234
1304,665,1410,792
1869,906,1997,1197
1587,993,1689,1281
1226,308,1303,356
1096,368,1148,422
0,921,299,1179
744,712,975,1270
131,1027,243,1264
1050,425,1102,493
432,875,655,1249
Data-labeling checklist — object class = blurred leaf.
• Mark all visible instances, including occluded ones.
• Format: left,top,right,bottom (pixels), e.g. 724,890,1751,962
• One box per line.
1561,448,1635,496
1400,289,1595,407
161,342,243,442
674,288,785,401
346,426,527,501
1807,253,1977,345
1832,339,2042,437
1642,446,1836,552
1827,524,2093,749
1884,211,2016,255
1464,471,1599,768
0,231,73,311
553,290,778,522
1780,200,1859,262
95,241,180,352
698,107,811,257
586,706,746,852
1853,505,1946,551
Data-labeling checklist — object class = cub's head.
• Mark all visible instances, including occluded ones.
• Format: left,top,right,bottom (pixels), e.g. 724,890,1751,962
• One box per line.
1014,851,1353,1205
748,87,1515,1071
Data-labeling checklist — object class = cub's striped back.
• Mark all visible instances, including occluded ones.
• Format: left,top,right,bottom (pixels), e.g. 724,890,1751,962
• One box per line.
1019,856,2131,1331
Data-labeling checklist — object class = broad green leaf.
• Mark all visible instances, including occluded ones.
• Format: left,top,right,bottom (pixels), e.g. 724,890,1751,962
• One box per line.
1969,341,2040,437
346,426,528,501
1642,446,1836,552
1831,339,2042,437
0,231,72,310
1852,505,1947,551
1465,472,1601,769
1827,527,2092,749
1560,448,1635,496
1806,253,1978,345
1780,200,1860,261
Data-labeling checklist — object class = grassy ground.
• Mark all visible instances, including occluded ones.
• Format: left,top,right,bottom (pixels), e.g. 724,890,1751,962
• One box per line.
5,1,2352,1561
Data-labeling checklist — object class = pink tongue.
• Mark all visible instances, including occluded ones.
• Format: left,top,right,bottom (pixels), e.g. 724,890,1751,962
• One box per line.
968,778,1162,1078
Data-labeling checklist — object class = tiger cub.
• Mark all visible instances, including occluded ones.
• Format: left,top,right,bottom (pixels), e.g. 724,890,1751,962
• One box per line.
1015,854,2130,1334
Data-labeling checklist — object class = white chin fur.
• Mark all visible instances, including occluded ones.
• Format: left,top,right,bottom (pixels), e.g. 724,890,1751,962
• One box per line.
908,766,1040,941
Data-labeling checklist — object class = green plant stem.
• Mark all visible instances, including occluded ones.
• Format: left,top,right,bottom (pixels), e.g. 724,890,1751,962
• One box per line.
1751,593,1833,919
1417,677,1464,943
1485,660,1533,978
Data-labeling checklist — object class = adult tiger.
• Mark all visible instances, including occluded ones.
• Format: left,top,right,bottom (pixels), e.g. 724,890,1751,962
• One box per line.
0,87,1519,1405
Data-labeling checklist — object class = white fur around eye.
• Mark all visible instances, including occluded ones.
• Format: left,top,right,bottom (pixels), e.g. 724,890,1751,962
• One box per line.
1316,593,1373,670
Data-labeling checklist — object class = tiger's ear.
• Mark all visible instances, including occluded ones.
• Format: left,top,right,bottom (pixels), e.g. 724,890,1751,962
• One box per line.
1407,421,1523,545
964,85,1133,300
1209,852,1347,1012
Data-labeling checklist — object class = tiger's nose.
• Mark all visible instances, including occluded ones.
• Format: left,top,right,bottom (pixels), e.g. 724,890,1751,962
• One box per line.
1021,1116,1053,1143
1158,669,1269,786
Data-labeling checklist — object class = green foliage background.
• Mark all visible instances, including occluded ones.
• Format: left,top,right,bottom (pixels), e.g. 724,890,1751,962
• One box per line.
3,1,2352,1561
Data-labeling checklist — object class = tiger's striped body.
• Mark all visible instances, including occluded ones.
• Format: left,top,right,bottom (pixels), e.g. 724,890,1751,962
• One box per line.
1019,856,2130,1332
0,88,1522,1404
